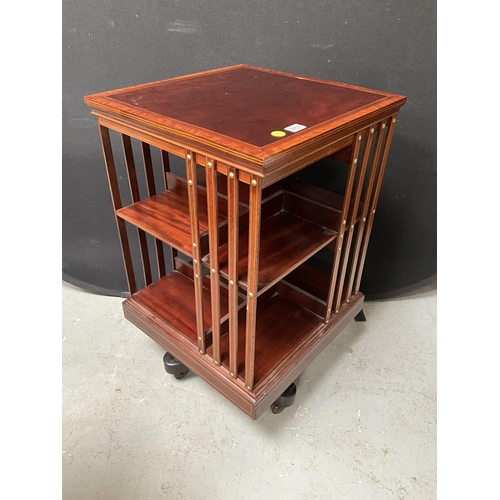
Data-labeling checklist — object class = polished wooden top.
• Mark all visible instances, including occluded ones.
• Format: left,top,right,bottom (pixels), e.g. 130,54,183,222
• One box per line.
85,65,406,175
107,66,385,148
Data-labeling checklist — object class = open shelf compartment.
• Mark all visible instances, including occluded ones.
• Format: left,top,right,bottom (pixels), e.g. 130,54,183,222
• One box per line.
122,261,231,347
208,290,323,389
216,211,335,292
116,173,233,255
203,177,349,294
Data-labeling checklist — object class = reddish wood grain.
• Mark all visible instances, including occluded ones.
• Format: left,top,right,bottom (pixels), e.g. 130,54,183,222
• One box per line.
206,158,222,366
88,65,405,419
227,167,240,378
218,294,322,387
244,175,262,390
127,270,229,345
217,211,336,292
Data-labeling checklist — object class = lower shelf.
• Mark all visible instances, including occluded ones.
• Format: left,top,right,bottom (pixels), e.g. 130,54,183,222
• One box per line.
124,270,229,345
122,269,365,419
210,292,323,388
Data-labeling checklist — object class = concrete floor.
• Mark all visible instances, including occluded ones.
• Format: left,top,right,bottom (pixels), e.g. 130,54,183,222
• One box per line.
62,280,436,500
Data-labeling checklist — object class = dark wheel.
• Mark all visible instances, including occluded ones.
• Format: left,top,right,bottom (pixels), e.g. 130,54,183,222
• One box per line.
271,403,285,414
354,309,367,322
270,382,297,414
163,352,189,379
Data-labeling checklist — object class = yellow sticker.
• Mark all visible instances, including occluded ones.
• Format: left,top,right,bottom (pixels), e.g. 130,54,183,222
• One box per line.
271,130,286,138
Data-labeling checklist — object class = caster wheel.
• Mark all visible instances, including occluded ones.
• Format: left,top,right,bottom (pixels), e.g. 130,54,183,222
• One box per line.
270,382,297,414
271,403,285,414
354,309,367,322
163,352,189,379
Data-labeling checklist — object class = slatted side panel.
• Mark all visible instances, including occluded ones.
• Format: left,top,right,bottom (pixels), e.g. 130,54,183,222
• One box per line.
324,133,362,321
353,117,398,294
343,123,383,301
205,158,222,366
186,151,206,354
98,125,137,294
227,167,240,378
333,127,373,311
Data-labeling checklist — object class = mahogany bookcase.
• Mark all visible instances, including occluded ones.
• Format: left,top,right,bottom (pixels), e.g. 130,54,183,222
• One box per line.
84,65,406,419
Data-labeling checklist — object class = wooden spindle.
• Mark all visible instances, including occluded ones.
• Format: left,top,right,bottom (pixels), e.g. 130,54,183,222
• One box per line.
186,151,205,354
205,158,221,366
244,175,262,391
160,149,171,190
98,125,137,294
227,166,239,378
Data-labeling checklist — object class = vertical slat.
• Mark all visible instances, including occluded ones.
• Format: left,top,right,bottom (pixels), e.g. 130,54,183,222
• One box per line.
160,149,171,190
161,149,177,270
122,134,153,286
334,128,373,309
345,123,384,300
354,117,397,293
98,125,137,294
244,175,262,391
227,166,240,378
141,142,166,277
186,151,205,354
206,158,221,366
141,142,156,195
325,134,362,321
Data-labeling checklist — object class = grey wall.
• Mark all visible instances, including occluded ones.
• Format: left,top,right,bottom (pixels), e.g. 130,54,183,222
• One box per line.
62,0,436,298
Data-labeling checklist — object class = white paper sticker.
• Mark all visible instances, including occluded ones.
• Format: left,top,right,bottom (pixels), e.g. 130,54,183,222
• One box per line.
284,123,307,133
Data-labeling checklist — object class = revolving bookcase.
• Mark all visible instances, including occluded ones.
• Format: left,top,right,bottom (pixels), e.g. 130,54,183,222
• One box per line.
84,65,406,419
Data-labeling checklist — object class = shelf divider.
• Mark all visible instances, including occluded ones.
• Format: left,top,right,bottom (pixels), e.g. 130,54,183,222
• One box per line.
215,211,336,294
116,183,225,256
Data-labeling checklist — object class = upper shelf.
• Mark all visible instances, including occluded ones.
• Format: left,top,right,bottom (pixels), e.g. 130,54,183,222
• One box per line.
117,190,214,255
202,177,359,293
116,174,230,255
